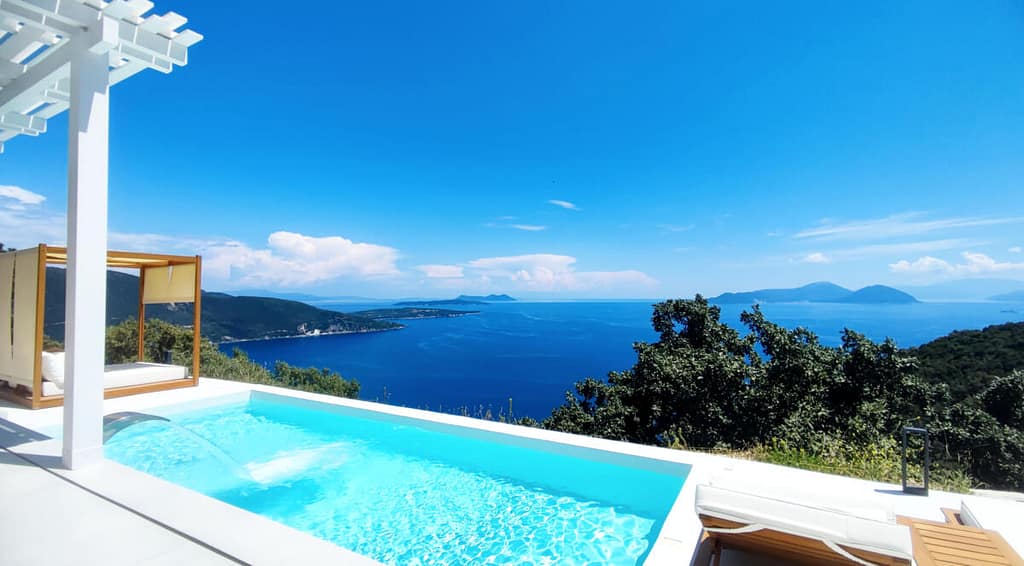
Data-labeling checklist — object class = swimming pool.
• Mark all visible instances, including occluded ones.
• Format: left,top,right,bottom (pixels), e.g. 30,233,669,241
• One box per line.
104,392,691,565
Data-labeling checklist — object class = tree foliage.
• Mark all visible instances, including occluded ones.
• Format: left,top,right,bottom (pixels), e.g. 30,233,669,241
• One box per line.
543,296,1024,490
911,322,1024,399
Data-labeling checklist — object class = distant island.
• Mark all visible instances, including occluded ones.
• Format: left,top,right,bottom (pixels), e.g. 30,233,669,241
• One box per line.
456,294,516,302
395,294,516,307
351,307,479,320
710,282,918,304
395,298,487,306
991,290,1024,302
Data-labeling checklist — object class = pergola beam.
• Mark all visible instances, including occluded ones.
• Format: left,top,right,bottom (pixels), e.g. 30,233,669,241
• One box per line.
0,0,201,153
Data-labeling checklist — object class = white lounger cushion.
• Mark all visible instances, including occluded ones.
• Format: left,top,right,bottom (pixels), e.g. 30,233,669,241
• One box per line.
102,362,188,388
695,481,914,562
40,351,65,388
42,362,188,395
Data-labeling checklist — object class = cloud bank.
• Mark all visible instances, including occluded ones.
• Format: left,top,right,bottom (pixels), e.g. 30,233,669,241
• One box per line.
205,231,400,287
450,253,656,292
890,252,1024,277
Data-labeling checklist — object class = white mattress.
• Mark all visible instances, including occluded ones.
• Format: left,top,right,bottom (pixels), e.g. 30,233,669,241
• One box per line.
41,363,189,396
695,481,914,561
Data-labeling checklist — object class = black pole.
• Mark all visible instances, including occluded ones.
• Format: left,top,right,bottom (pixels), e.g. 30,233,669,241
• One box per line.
902,426,929,496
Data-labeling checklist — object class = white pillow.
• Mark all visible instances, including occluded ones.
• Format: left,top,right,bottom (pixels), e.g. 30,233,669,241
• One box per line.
41,351,66,389
41,380,62,396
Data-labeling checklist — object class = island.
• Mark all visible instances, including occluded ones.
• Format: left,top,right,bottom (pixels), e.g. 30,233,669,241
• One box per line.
710,282,918,304
991,290,1024,302
394,293,517,307
456,294,516,302
394,298,488,306
350,307,480,320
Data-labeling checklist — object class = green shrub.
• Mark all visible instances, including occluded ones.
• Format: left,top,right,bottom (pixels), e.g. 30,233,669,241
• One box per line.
750,437,971,493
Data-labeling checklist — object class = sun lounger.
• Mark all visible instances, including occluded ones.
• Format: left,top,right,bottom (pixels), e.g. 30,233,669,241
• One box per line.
695,480,914,565
40,362,189,397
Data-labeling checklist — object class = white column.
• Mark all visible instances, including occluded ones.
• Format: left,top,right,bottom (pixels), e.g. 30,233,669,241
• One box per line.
62,46,110,470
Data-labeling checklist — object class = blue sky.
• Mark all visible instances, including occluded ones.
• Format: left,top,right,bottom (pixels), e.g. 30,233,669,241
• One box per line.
2,1,1023,298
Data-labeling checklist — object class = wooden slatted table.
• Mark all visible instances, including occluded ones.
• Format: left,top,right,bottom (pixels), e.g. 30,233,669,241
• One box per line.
897,514,1023,566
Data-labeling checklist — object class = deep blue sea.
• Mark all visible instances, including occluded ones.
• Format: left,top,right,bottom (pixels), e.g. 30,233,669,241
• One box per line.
222,301,1024,420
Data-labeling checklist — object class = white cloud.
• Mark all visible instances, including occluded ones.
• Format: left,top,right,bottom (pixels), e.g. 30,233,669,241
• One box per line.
486,219,547,231
0,195,400,289
889,256,953,274
956,251,1024,274
784,239,970,266
890,251,1024,276
0,185,64,247
417,264,464,279
548,199,580,211
204,231,400,287
801,252,830,264
795,213,1022,241
463,253,656,292
1010,246,1022,254
0,185,46,209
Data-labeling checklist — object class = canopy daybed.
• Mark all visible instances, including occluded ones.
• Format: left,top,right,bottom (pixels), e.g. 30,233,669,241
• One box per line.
0,244,201,409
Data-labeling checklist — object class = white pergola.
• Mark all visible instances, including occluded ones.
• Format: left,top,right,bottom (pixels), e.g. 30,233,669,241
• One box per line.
0,0,200,469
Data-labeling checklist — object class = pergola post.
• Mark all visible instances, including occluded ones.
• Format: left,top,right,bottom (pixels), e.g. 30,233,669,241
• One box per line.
1,2,201,464
62,36,113,470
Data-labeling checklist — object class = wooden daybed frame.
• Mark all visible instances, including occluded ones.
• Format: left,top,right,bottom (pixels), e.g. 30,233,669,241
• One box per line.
0,244,202,409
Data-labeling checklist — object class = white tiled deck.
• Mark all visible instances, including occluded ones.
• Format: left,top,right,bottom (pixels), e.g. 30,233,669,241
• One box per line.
1,378,1022,565
0,449,235,566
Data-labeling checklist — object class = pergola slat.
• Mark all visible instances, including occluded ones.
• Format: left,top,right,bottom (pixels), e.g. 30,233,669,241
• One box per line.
0,0,201,152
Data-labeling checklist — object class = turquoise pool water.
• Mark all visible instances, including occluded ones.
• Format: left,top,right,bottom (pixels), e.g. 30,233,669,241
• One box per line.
104,393,690,565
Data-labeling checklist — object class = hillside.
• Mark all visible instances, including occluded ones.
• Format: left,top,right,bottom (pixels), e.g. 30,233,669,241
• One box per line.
844,285,919,304
42,268,400,342
990,290,1024,302
710,282,917,304
911,321,1024,399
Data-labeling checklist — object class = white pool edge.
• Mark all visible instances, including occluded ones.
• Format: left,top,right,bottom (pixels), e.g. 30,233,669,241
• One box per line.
2,377,1020,565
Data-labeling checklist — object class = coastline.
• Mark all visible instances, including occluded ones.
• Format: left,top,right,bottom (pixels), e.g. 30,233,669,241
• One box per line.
217,325,404,345
215,310,480,345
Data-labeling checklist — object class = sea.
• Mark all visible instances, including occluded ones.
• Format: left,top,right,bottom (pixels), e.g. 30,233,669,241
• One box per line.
222,301,1024,420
